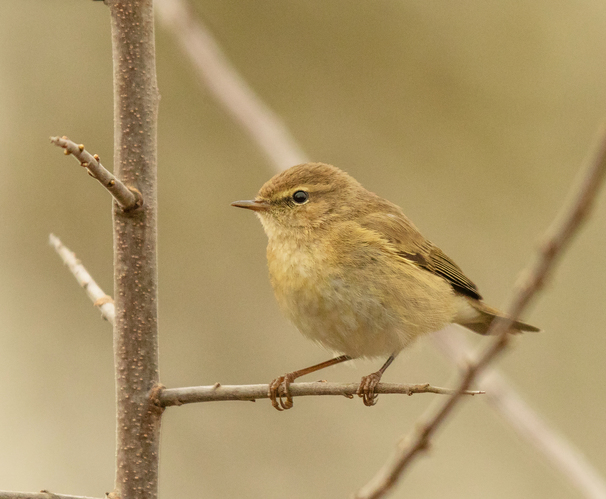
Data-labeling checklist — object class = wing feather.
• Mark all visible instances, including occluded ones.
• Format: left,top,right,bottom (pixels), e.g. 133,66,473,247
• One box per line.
358,210,482,300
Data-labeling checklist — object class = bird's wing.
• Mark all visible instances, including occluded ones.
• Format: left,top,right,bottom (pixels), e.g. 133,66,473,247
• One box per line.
358,211,482,300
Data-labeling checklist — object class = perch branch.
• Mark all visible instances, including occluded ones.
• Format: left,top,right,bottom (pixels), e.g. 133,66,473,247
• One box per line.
355,127,606,499
159,382,483,406
49,234,115,324
154,0,308,170
49,136,141,211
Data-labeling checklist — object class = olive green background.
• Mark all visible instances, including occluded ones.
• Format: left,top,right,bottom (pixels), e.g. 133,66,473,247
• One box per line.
1,1,605,498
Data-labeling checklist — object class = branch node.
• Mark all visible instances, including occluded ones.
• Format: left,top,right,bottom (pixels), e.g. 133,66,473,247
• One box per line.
148,383,166,411
124,187,144,211
93,295,114,307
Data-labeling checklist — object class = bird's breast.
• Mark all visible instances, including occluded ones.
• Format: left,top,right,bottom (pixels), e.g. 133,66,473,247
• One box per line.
265,235,413,358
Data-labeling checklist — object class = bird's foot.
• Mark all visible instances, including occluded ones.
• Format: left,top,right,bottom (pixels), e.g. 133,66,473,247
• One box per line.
268,372,296,411
357,371,383,407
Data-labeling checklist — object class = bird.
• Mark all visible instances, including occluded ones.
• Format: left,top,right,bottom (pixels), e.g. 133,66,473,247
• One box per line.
231,162,538,411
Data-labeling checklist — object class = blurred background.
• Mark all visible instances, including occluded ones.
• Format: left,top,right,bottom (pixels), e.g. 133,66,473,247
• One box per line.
1,1,606,497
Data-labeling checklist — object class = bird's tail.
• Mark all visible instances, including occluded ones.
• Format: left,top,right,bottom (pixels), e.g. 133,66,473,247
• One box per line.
455,296,540,335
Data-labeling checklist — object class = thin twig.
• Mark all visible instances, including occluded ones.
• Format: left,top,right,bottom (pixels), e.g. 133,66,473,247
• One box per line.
355,127,606,499
432,328,606,499
49,136,141,211
49,234,115,324
154,0,308,170
0,492,100,499
159,382,484,406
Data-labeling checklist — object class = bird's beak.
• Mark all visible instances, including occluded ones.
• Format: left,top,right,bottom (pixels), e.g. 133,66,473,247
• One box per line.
231,199,270,212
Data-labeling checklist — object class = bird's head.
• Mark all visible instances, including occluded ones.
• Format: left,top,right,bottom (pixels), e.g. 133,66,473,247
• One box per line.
231,162,368,238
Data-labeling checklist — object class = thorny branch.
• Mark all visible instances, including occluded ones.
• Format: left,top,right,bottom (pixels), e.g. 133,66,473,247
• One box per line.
354,127,606,499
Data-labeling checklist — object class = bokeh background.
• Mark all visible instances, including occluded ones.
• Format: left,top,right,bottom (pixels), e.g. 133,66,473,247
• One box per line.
1,1,606,498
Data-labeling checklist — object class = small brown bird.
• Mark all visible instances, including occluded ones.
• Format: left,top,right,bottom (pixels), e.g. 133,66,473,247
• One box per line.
232,163,538,411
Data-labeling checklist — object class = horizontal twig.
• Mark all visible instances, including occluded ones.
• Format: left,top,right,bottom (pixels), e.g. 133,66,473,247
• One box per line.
159,382,483,406
0,491,101,499
355,126,606,499
49,234,115,324
49,136,141,210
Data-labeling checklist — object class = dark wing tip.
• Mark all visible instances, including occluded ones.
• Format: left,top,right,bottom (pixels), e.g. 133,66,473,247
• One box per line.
400,249,482,300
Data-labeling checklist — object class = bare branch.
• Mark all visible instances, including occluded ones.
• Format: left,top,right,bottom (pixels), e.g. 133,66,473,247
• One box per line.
49,136,141,211
107,1,161,498
355,127,606,499
159,382,484,406
432,328,606,499
154,0,308,170
49,234,115,325
0,492,100,499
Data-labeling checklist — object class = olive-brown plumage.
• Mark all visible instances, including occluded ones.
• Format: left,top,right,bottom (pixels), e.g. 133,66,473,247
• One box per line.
232,162,538,410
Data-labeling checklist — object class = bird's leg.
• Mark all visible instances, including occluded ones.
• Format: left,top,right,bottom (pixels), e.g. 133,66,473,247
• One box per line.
269,355,352,411
357,353,398,407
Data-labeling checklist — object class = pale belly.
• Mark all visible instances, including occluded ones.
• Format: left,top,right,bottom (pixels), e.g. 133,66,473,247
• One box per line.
268,242,457,359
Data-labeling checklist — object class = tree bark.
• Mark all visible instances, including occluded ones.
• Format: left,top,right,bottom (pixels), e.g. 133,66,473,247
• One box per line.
108,1,161,498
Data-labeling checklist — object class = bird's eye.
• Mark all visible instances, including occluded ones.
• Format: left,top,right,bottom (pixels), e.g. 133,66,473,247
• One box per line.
292,190,309,204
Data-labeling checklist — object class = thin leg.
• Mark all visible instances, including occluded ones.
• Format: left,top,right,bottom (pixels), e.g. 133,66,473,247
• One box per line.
269,355,352,411
357,352,398,407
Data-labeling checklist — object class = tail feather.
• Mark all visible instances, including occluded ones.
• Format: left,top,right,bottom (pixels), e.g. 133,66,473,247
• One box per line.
455,296,540,335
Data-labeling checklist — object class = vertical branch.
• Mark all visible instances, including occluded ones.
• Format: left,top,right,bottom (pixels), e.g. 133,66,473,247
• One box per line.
107,1,162,499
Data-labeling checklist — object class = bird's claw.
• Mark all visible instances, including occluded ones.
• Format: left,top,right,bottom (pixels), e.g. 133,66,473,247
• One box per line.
268,373,296,411
357,371,382,407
